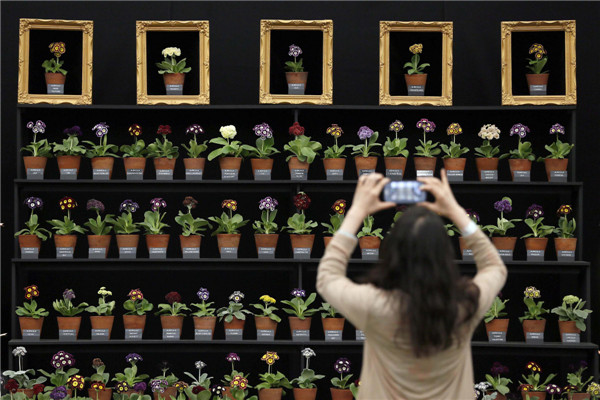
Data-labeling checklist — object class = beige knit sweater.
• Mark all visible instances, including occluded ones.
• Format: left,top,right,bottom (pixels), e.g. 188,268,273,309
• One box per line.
316,228,507,400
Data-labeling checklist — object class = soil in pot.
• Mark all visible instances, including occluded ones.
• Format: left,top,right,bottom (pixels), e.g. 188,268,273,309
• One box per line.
293,388,317,400
330,388,353,400
90,315,115,338
193,316,217,338
258,388,283,400
543,158,568,181
91,157,115,179
57,316,82,338
354,156,377,176
508,159,532,181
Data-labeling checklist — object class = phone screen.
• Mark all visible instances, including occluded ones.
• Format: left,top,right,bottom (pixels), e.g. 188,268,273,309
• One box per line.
383,181,426,204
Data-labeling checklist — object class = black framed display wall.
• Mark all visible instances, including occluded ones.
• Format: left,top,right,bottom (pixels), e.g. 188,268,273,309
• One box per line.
2,1,600,398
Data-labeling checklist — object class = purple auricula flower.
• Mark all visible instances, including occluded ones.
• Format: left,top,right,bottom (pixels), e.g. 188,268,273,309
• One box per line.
357,126,374,140
416,118,436,133
291,288,306,298
63,289,76,301
186,124,204,136
197,287,210,301
63,126,82,136
150,380,168,393
86,199,105,213
334,358,351,374
509,123,530,139
259,196,278,212
546,384,561,395
51,351,75,369
150,198,167,212
465,209,480,224
389,120,404,133
288,44,302,58
25,197,43,210
526,204,544,220
27,120,46,134
494,199,512,213
133,382,147,392
226,353,240,363
490,362,509,376
253,123,273,140
120,199,139,213
125,353,143,364
49,386,68,400
549,123,565,135
92,123,109,138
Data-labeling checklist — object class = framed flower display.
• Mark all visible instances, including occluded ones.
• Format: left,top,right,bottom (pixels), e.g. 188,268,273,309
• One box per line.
18,18,93,105
379,21,453,106
501,20,576,105
259,19,333,104
136,20,210,105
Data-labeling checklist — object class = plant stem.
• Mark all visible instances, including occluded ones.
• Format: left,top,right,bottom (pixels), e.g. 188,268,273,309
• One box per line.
18,355,22,371
306,357,309,370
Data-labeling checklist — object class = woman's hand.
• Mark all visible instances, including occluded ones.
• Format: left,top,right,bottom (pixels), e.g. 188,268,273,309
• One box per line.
417,169,469,228
347,173,396,220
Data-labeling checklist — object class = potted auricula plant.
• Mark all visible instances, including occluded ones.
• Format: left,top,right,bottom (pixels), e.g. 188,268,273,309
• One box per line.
85,287,116,339
413,118,439,176
149,362,179,400
121,124,147,180
554,204,577,261
175,196,211,259
53,289,88,339
330,358,353,400
519,286,548,343
291,348,324,400
383,120,408,180
483,295,509,342
43,42,67,93
155,292,190,340
504,123,535,181
22,120,52,179
458,209,481,259
284,122,322,180
209,199,248,259
16,197,51,259
323,124,349,180
321,199,347,248
318,303,344,341
285,44,307,95
53,126,86,180
182,124,208,180
221,353,250,393
86,358,113,400
587,382,600,400
251,295,281,341
216,291,252,340
140,198,169,258
84,199,115,259
538,123,573,182
404,43,429,95
357,215,383,260
518,362,556,400
38,351,79,392
482,197,521,261
16,285,49,340
191,288,217,340
253,196,279,259
474,124,503,181
284,193,318,258
281,289,319,340
441,123,469,181
551,295,592,343
244,123,280,180
156,47,191,95
123,289,153,338
485,362,512,400
526,44,549,95
255,352,292,400
521,204,554,261
147,125,179,180
112,200,141,258
3,346,47,398
564,361,594,399
208,125,246,180
47,196,86,258
351,126,381,177
183,360,213,397
84,123,118,180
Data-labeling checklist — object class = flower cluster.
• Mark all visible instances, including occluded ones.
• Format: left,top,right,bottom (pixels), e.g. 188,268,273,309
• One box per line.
150,198,167,212
563,385,577,394
49,386,68,400
259,196,278,212
478,124,501,140
90,382,106,391
389,120,404,133
326,124,343,138
466,209,480,223
183,196,198,209
195,360,206,370
162,47,181,57
92,123,109,138
293,192,311,211
197,288,210,301
27,120,46,134
231,375,248,390
588,382,600,396
59,197,77,211
288,44,302,57
261,351,279,365
128,289,143,301
51,351,75,369
120,200,139,213
63,289,76,300
557,205,572,216
332,199,347,215
191,386,205,394
133,382,147,392
494,199,512,213
357,126,374,140
526,361,541,373
24,284,40,300
50,42,66,58
416,118,436,133
529,43,547,60
129,124,142,137
549,123,565,135
87,199,105,213
409,43,423,54
219,125,237,139
186,124,204,136
157,125,172,136
174,381,188,392
221,199,238,211
563,295,580,305
524,287,541,299
125,353,143,364
334,358,351,374
301,348,316,358
490,362,509,376
260,295,276,304
546,384,561,395
165,291,182,305
25,197,43,210
253,123,273,139
211,385,225,396
518,384,534,393
150,380,167,393
446,122,462,136
229,291,244,303
289,122,305,137
510,123,530,138
98,287,112,297
64,126,82,136
226,353,240,363
526,204,544,220
5,379,18,393
291,288,306,298
12,346,27,357
67,375,84,390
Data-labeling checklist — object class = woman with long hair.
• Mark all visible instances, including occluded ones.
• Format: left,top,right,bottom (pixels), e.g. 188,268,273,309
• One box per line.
316,171,507,399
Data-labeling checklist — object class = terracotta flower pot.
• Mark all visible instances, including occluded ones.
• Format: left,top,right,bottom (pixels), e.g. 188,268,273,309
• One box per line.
18,234,41,252
358,236,381,250
290,234,315,253
255,315,278,335
524,237,548,251
224,316,245,331
543,158,568,181
88,235,111,257
485,318,509,339
123,314,146,332
153,387,177,400
487,392,506,400
146,234,169,248
160,315,184,330
458,237,471,256
286,72,308,85
55,234,77,249
384,156,407,179
116,234,139,250
251,158,274,179
219,157,242,171
508,159,532,181
45,72,66,85
405,74,427,96
57,155,81,175
288,156,310,177
88,388,113,400
526,73,549,86
259,388,283,400
475,157,499,181
491,237,517,252
322,317,345,333
558,320,581,339
217,233,241,252
354,156,377,176
255,233,278,255
522,319,546,338
57,316,82,338
330,388,353,400
123,157,146,173
521,391,546,400
570,393,591,400
323,236,333,248
193,316,217,338
23,156,48,176
323,158,346,178
413,157,437,175
180,235,201,251
90,315,114,335
183,157,205,170
17,389,35,399
289,316,311,335
555,237,577,254
443,158,466,171
91,157,115,179
293,388,317,400
163,73,185,85
154,157,176,172
19,316,44,335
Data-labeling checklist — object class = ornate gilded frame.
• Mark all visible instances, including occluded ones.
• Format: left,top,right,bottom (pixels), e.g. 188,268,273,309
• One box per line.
136,20,210,105
18,18,93,105
501,20,576,105
379,21,453,106
259,19,333,105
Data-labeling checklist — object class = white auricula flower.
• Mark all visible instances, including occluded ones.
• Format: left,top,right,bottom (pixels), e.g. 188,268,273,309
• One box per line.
195,360,206,370
98,287,112,296
301,348,316,358
162,47,182,58
12,347,27,357
220,125,237,140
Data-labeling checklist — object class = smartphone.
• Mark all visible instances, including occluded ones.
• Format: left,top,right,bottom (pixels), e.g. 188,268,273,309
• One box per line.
383,181,426,204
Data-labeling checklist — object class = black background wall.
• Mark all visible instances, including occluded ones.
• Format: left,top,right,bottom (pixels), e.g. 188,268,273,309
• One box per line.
2,0,600,394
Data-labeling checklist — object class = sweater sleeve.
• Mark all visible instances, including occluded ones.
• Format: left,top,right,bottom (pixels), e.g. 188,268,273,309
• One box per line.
316,232,382,332
464,229,508,322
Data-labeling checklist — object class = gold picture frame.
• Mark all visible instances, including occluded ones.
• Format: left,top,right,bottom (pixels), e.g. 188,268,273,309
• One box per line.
379,21,453,106
259,19,333,105
136,20,210,105
18,18,93,105
501,20,576,105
